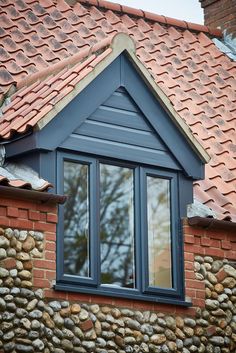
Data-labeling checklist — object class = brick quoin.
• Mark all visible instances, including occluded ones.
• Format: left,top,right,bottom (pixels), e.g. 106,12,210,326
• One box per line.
185,261,194,270
33,269,45,279
185,288,196,298
33,278,50,289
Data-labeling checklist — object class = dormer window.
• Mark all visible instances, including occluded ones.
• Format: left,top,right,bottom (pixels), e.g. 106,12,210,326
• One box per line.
3,46,205,305
52,53,206,305
57,153,181,302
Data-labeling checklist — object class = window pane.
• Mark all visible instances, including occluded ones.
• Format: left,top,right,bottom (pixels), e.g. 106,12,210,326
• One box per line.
147,176,172,288
100,164,135,288
63,161,90,277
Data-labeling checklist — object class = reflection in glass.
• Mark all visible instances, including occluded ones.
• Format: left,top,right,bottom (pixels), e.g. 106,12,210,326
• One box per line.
63,161,90,277
147,176,172,288
100,164,135,288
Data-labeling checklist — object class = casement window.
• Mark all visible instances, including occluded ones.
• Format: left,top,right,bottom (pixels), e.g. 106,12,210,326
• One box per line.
56,152,185,304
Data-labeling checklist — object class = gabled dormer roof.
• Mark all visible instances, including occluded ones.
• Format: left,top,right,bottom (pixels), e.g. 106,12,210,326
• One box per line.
0,33,209,168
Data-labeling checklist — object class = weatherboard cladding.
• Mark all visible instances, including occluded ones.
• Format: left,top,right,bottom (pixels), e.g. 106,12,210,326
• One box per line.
79,87,167,151
67,86,180,170
0,0,235,221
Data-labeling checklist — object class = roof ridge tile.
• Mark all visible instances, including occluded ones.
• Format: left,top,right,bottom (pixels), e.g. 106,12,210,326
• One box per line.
77,0,222,36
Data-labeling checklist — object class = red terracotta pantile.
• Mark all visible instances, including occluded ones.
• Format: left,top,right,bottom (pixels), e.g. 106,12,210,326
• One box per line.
17,18,36,34
89,5,106,21
19,105,53,131
204,200,232,218
50,85,74,106
0,47,11,63
42,15,59,30
52,0,71,13
39,0,54,10
0,68,15,87
31,2,48,17
23,10,42,25
68,67,94,88
21,63,37,75
0,13,16,29
14,0,31,13
194,184,214,204
31,55,49,70
3,60,26,75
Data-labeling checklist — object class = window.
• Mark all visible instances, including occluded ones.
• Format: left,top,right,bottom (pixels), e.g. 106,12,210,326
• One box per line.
56,152,185,304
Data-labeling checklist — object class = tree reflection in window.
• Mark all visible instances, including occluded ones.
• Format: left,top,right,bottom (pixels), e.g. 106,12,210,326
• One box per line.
63,161,90,277
147,176,172,288
100,164,135,288
63,161,135,287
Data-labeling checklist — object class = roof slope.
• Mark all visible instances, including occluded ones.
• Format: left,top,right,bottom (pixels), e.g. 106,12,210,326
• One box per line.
0,0,235,221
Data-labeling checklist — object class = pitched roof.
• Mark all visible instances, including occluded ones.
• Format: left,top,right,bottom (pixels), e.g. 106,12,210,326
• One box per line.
0,0,235,221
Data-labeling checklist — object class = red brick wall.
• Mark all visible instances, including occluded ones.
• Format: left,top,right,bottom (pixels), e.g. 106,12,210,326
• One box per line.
0,196,57,293
1,196,235,316
183,219,236,309
200,0,236,37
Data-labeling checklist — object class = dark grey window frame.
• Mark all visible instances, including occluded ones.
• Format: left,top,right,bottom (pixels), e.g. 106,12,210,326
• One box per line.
140,168,179,296
56,151,189,306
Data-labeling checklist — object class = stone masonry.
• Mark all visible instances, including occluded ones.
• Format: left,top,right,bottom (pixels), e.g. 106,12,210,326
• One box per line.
0,226,235,353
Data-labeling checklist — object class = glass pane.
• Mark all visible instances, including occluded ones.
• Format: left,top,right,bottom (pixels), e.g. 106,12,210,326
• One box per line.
100,164,135,288
63,161,90,277
147,176,172,288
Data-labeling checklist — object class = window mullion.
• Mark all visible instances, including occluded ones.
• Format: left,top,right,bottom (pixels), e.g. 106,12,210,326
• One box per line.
57,152,65,283
91,159,100,286
133,167,142,293
139,167,149,293
169,175,179,292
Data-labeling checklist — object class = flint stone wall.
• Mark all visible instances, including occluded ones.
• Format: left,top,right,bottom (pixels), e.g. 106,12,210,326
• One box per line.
0,226,235,353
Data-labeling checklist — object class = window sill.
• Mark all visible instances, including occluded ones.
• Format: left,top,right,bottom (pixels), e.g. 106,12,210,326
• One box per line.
54,283,192,307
